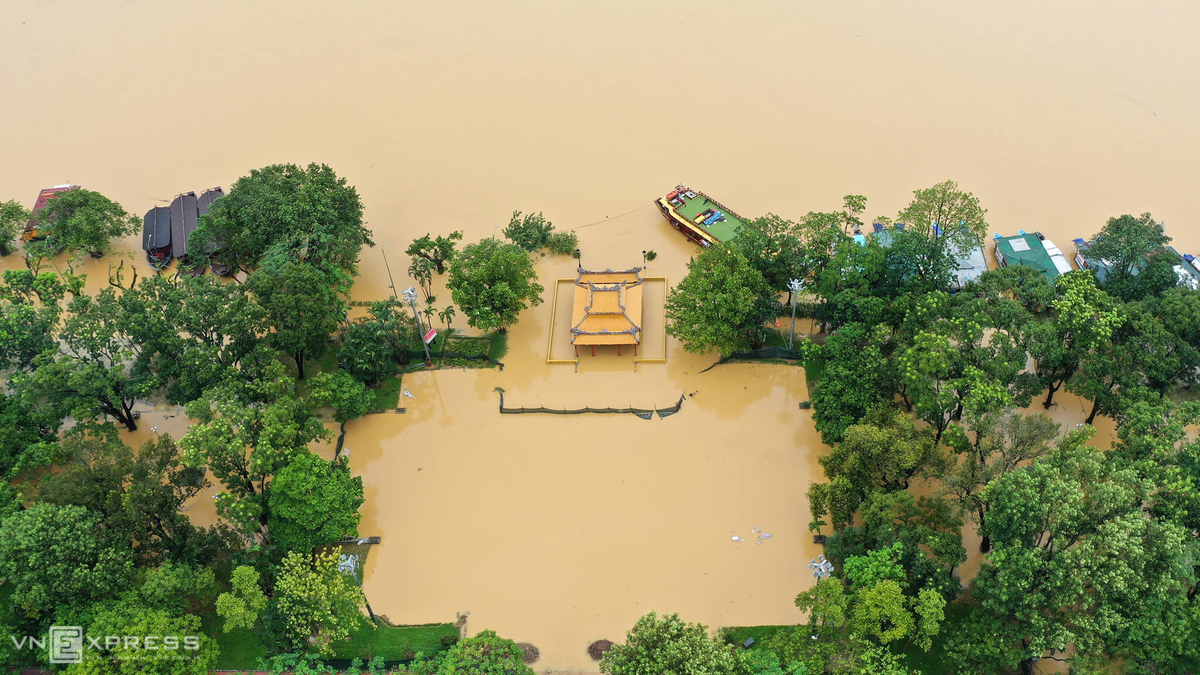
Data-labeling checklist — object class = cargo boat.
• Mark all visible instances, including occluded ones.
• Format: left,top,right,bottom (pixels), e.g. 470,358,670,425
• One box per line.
656,185,748,247
22,184,79,242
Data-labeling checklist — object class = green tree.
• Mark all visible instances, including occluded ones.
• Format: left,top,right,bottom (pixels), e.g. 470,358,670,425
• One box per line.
0,503,133,618
309,370,376,457
39,432,234,565
503,210,553,251
734,214,807,292
27,188,138,257
267,451,364,553
216,566,270,635
0,268,67,371
248,261,345,379
665,243,777,355
120,274,271,405
216,566,270,634
808,407,941,533
410,257,435,302
941,410,1059,552
0,199,29,256
439,630,534,675
274,551,365,655
66,602,218,675
180,375,328,544
189,163,371,278
895,180,988,252
447,237,544,333
600,612,744,675
24,287,161,430
1023,271,1122,408
808,323,894,446
1082,212,1169,282
338,300,412,386
546,230,579,255
948,429,1198,674
406,231,463,274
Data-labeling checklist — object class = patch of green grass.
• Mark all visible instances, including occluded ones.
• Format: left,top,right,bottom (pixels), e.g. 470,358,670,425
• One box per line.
371,375,404,413
897,600,972,674
331,619,458,661
201,611,268,669
719,624,790,649
486,331,508,361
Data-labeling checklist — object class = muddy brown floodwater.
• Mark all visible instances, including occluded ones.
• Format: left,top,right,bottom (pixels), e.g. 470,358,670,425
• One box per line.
4,1,1200,672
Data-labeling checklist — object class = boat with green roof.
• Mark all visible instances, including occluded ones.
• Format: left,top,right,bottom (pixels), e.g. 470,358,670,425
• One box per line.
656,185,748,247
993,230,1075,282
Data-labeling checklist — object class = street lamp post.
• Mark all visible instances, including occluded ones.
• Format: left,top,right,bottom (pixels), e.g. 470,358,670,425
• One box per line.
787,278,803,350
338,554,379,626
381,240,398,301
401,286,433,367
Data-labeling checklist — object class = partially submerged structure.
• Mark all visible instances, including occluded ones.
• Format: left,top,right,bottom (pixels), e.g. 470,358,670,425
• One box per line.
950,239,989,289
196,187,230,275
1167,246,1200,290
142,206,173,270
993,231,1074,282
656,185,748,247
869,223,988,290
170,192,200,260
22,184,78,241
1072,237,1110,282
570,266,644,356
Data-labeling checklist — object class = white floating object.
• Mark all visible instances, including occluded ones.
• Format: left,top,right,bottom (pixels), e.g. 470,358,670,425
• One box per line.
731,536,743,542
403,389,415,398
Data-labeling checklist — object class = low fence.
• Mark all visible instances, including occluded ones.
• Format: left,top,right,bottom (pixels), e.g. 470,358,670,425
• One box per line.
497,391,684,419
399,349,504,370
698,346,804,373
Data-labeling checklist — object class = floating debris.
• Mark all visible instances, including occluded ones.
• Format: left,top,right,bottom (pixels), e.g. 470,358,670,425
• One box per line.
403,389,415,399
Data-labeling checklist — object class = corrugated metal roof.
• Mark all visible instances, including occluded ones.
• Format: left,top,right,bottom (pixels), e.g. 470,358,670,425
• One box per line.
170,192,199,258
142,206,172,252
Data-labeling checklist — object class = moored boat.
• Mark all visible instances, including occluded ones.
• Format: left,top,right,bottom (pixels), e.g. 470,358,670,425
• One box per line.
22,184,79,242
142,206,173,270
656,185,748,247
993,230,1074,282
170,192,206,275
197,187,232,276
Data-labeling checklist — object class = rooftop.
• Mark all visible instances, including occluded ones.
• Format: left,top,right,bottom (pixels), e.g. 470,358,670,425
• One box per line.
994,232,1073,282
570,267,643,346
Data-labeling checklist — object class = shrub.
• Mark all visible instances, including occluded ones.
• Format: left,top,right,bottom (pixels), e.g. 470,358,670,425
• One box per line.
546,230,579,255
503,211,553,251
645,250,657,261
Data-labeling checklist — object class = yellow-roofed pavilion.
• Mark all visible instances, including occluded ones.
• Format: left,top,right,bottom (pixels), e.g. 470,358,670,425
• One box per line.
570,266,643,356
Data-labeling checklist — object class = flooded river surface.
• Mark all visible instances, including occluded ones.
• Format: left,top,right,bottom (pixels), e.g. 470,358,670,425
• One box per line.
3,1,1200,671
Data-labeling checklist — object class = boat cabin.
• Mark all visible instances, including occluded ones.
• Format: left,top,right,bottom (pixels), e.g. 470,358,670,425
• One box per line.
142,206,173,270
170,192,200,260
993,231,1074,282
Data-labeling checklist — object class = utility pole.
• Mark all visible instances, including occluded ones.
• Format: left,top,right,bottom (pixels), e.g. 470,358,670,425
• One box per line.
338,554,378,626
787,278,803,350
381,240,398,301
401,286,432,367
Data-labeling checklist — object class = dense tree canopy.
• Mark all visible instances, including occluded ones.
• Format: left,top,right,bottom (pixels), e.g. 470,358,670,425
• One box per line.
0,503,133,619
665,243,777,355
447,237,544,332
190,163,371,278
601,612,743,675
26,188,139,257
